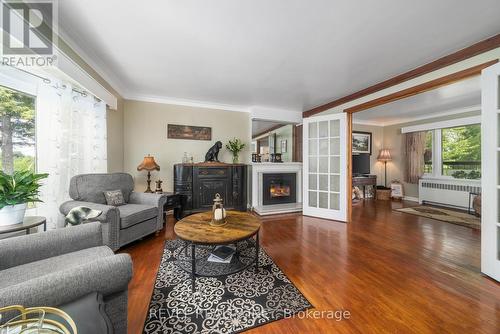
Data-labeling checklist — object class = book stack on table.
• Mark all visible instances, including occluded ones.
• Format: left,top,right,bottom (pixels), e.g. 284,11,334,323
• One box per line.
208,245,236,263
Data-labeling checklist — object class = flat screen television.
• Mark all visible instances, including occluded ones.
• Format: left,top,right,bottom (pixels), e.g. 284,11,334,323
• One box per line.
352,154,370,176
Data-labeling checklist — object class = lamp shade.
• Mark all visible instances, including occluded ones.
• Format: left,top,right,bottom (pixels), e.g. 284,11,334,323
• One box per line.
377,149,392,162
137,155,160,171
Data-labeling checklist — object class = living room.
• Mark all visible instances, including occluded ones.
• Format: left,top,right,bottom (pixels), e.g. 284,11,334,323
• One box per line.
1,1,500,334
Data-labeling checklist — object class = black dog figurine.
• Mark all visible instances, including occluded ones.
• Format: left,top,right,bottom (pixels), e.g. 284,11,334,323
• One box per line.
205,141,223,162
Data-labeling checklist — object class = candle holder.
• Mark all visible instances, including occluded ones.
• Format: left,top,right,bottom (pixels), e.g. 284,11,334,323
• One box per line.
210,193,227,226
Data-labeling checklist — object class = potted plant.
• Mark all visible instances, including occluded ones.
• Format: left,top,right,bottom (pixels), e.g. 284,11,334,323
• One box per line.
226,138,246,163
0,170,48,226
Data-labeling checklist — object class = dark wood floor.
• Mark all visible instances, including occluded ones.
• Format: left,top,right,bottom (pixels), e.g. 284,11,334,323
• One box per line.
123,200,500,334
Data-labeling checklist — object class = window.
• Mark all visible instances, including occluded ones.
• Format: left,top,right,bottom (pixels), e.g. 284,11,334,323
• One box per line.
424,130,433,174
422,123,481,180
0,86,36,174
441,124,481,178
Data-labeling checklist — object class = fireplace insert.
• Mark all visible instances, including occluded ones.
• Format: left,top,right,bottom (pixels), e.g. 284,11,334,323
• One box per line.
262,173,296,205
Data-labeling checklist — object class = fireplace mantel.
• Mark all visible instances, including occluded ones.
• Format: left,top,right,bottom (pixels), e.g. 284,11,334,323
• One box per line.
250,162,303,215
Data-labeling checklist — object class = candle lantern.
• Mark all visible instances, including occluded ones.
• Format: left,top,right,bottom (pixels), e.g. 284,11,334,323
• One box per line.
210,193,227,226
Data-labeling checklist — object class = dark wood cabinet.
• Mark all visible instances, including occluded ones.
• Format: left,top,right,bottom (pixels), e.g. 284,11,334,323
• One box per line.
174,163,247,215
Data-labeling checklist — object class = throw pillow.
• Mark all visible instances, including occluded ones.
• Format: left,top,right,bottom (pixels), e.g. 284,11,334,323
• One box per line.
104,189,125,206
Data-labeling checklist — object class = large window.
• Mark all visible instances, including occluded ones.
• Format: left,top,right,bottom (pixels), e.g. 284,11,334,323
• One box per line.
422,123,481,180
424,130,433,174
0,86,36,174
441,124,481,178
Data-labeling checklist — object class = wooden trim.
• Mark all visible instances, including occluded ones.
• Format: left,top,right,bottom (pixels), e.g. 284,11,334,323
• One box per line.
344,60,498,114
347,113,353,223
303,33,500,117
252,123,285,139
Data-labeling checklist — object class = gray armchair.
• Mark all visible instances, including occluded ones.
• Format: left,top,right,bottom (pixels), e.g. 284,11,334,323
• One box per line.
59,173,167,251
0,222,132,333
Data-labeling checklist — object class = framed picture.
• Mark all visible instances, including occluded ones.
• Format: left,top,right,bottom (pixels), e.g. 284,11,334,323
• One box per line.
390,182,404,198
167,124,211,141
281,139,287,153
352,131,372,154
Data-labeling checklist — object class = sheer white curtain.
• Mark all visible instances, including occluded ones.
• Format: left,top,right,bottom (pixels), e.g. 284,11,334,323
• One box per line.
35,80,107,229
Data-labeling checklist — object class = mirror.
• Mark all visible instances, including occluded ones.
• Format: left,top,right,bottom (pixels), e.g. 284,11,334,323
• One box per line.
251,119,302,163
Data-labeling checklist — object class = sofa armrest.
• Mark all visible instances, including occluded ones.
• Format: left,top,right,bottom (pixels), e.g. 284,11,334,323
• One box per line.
59,201,121,251
0,222,102,270
0,254,132,308
129,192,168,230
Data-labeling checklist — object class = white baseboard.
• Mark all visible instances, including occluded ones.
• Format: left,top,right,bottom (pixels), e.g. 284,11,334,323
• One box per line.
403,196,419,203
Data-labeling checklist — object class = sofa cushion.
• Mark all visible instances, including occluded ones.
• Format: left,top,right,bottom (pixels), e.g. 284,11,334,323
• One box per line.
69,173,134,204
0,246,114,290
118,204,157,229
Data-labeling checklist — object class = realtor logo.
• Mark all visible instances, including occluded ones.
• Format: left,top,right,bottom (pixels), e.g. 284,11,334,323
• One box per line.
1,0,57,66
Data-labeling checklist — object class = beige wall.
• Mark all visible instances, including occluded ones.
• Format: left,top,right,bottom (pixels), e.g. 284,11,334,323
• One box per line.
123,100,251,192
57,37,124,172
382,110,480,198
352,123,385,184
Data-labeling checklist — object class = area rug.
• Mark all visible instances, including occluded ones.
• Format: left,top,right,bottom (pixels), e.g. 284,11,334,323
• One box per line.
143,239,312,333
395,206,481,229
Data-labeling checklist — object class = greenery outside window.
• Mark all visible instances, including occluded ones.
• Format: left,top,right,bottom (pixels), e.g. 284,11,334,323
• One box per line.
423,123,481,180
0,86,36,174
423,131,433,174
441,124,480,179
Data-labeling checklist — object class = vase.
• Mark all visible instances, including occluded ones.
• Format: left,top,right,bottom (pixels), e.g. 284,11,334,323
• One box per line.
0,203,27,226
232,155,239,164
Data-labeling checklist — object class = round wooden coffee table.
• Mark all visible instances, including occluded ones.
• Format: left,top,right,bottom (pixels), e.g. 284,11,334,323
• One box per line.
174,211,261,291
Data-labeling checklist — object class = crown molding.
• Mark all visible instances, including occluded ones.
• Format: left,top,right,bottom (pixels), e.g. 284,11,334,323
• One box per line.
125,93,250,113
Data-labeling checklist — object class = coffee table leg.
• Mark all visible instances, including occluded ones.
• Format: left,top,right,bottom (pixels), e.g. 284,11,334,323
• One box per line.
255,231,260,272
191,243,196,292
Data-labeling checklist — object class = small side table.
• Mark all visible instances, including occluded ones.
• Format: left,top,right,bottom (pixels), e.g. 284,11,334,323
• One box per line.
160,192,183,221
0,216,47,236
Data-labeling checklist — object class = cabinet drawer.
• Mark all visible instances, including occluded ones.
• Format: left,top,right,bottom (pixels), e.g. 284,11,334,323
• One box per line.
197,168,228,178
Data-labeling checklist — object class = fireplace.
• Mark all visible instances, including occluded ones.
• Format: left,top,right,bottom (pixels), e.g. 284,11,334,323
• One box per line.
262,173,297,205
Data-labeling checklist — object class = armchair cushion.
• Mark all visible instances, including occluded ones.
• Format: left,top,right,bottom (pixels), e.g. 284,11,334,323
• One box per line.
117,204,157,229
0,246,114,290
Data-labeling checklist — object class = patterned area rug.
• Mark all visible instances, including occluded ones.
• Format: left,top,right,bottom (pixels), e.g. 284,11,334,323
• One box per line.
396,206,481,229
143,239,312,333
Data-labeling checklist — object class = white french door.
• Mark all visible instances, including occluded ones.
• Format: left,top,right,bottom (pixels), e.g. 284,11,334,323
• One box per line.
303,113,347,221
481,61,500,282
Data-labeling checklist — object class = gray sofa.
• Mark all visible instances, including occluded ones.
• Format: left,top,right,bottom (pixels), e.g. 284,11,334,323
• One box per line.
0,222,132,333
59,173,167,251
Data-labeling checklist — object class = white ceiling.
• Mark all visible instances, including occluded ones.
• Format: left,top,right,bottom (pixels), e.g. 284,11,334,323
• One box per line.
353,76,481,126
58,0,500,114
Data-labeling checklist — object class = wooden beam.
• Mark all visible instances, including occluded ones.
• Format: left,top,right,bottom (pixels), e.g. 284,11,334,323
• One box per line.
344,60,498,114
303,33,500,118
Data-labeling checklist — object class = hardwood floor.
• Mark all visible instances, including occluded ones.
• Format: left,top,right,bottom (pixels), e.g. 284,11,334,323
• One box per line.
123,200,500,333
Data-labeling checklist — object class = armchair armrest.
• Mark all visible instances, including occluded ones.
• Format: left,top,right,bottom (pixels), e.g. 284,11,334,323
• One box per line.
59,201,121,251
0,222,102,270
0,254,132,308
129,192,168,231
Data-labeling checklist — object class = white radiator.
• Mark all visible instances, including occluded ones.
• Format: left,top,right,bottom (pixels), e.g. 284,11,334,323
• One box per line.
419,179,481,210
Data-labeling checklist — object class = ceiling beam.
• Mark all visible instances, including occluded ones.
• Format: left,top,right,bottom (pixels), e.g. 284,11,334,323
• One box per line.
303,33,500,118
344,60,498,114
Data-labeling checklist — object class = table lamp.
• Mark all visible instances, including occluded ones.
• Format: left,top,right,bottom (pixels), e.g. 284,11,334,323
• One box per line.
137,155,160,193
377,149,392,188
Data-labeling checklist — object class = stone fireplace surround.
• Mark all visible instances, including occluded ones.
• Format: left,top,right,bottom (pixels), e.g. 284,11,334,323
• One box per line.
250,162,303,215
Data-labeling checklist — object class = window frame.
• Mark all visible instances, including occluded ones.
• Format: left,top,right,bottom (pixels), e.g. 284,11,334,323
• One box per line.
402,116,481,181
